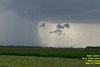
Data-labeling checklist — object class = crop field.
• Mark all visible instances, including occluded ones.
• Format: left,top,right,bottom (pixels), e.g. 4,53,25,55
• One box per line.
0,47,100,67
0,46,100,58
0,55,100,67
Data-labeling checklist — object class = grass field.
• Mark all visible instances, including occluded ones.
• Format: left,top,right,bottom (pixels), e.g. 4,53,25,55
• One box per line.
0,47,100,67
0,55,100,67
0,47,100,58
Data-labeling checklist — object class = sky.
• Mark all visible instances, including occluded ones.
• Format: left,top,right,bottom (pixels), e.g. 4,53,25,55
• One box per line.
0,0,100,47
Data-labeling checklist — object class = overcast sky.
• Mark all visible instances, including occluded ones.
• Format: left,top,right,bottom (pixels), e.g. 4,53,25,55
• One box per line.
11,0,100,23
0,0,100,47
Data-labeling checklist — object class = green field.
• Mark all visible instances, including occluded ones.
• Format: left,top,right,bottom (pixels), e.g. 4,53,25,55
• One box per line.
0,55,100,67
0,47,100,58
0,47,100,67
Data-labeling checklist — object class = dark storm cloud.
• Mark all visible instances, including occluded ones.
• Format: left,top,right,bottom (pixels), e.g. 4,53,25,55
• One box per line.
0,0,11,11
0,0,40,45
10,0,100,23
0,0,100,47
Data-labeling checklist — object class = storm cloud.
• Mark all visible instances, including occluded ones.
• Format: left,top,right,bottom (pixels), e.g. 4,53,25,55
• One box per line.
0,0,100,47
1,0,100,23
10,0,100,23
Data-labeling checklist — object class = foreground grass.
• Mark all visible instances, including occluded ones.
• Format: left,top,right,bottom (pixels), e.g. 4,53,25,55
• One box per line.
0,55,100,67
